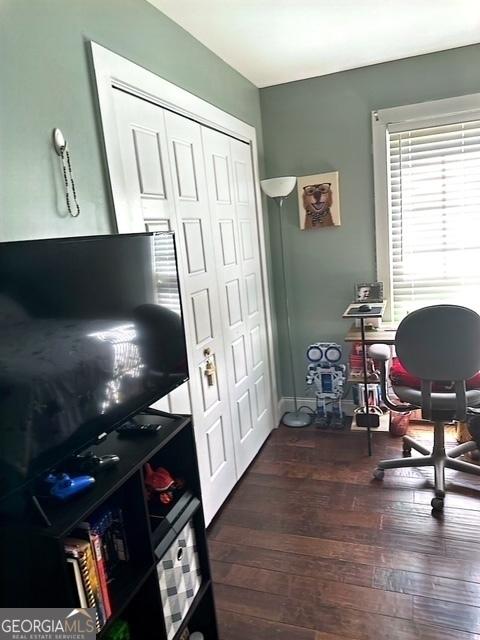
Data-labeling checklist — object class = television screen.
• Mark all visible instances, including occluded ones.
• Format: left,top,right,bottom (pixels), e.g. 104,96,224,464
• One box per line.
0,232,188,499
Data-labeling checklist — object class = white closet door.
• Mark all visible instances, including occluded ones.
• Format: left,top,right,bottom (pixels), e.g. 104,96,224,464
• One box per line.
202,129,273,475
112,90,237,523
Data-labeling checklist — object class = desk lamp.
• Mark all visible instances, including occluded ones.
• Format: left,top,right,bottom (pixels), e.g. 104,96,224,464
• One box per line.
261,176,312,428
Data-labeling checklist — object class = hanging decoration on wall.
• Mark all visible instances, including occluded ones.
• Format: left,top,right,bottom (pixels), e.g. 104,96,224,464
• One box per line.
297,171,340,230
52,128,81,217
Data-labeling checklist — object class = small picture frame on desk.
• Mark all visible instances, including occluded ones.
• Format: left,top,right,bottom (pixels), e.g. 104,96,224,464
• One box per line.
354,282,384,303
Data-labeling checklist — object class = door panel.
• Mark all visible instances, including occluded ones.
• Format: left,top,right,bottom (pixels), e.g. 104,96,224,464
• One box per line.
233,159,249,205
237,390,254,440
112,90,237,523
225,279,243,327
212,154,232,203
206,417,228,477
245,273,259,316
254,375,268,418
231,335,248,384
182,220,207,274
202,128,273,476
113,92,172,228
219,220,237,266
172,140,199,200
162,110,238,523
230,137,273,465
239,219,255,261
191,289,213,345
113,93,193,419
250,324,264,370
133,129,166,197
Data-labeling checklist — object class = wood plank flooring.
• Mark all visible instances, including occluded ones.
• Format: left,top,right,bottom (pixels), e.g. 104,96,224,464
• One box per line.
207,424,480,639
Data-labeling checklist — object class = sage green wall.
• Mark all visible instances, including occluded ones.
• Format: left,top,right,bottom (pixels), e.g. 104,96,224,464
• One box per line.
0,0,264,240
260,44,480,397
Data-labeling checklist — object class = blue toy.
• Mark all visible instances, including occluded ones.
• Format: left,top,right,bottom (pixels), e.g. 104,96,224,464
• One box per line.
44,472,95,500
305,342,346,426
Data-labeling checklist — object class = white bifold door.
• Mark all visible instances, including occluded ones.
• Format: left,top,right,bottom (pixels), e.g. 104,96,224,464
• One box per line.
110,88,273,524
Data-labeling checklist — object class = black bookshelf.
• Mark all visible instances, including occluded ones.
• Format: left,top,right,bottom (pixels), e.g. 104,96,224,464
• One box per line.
0,414,219,640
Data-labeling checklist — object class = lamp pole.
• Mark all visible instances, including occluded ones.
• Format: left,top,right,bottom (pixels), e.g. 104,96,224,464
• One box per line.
260,176,311,427
276,196,300,412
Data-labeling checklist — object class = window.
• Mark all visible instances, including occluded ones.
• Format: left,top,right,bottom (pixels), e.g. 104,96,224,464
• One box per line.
373,94,480,321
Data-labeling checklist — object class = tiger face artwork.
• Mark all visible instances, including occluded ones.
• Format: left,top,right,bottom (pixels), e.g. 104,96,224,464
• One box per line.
302,182,333,228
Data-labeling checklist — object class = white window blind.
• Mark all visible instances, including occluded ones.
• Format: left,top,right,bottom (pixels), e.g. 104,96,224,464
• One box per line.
149,224,182,315
388,117,480,321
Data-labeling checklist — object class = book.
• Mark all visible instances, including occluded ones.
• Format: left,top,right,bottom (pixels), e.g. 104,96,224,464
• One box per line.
77,517,113,620
64,538,102,631
91,531,112,619
65,537,105,630
81,507,129,574
101,514,115,572
111,508,129,563
66,506,129,630
66,556,88,608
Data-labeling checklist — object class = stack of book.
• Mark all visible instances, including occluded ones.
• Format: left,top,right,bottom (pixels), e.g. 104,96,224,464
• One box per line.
64,507,129,631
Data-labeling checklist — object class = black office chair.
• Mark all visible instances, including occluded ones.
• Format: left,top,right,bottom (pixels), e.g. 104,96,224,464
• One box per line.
369,304,480,511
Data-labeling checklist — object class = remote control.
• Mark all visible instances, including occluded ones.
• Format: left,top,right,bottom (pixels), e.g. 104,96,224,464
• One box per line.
117,420,162,435
66,452,120,474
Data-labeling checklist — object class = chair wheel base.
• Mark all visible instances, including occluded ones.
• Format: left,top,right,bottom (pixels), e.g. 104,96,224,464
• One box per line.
431,497,444,511
373,468,385,480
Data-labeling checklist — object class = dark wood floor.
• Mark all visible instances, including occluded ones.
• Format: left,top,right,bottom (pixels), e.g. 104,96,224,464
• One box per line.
208,423,480,640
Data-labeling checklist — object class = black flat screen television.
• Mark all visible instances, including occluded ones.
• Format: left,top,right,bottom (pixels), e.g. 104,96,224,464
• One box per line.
0,232,188,499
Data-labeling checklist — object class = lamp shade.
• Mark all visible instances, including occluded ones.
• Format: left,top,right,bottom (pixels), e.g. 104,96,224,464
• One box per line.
260,176,297,199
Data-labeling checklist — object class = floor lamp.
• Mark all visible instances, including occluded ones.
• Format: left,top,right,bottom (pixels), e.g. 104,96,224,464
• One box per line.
261,177,312,428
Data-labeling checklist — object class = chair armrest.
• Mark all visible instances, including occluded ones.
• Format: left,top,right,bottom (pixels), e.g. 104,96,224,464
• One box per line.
368,343,391,362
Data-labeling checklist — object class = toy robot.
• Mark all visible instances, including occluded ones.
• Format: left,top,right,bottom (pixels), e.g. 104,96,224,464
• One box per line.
305,342,346,426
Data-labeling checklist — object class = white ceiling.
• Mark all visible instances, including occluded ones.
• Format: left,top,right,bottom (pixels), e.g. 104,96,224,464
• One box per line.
147,0,480,88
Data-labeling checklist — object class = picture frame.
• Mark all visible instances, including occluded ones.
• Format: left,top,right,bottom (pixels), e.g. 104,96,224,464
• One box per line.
354,281,384,303
298,171,341,230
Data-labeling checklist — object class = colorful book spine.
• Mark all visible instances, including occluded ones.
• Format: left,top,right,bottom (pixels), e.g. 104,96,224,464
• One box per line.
77,517,112,624
64,539,101,632
82,536,106,628
91,531,112,619
66,507,130,630
66,557,88,608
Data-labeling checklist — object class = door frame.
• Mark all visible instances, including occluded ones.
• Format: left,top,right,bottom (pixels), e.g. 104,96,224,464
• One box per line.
90,41,280,426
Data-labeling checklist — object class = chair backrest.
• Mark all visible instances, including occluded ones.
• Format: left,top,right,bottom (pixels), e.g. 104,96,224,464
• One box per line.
396,305,480,382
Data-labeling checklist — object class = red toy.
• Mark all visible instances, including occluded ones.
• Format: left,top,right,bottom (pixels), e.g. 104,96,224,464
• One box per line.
144,463,184,505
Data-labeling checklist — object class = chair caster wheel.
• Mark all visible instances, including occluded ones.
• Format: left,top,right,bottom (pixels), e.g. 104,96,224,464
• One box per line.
431,497,444,511
402,447,412,458
373,468,385,480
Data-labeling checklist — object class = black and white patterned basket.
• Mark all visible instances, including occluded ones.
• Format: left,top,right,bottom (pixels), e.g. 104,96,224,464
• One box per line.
157,519,202,640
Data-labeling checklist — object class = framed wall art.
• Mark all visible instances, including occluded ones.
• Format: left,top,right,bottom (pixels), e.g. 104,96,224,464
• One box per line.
298,171,341,230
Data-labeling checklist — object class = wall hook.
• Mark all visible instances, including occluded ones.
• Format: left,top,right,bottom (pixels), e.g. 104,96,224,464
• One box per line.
52,128,81,217
52,128,66,156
